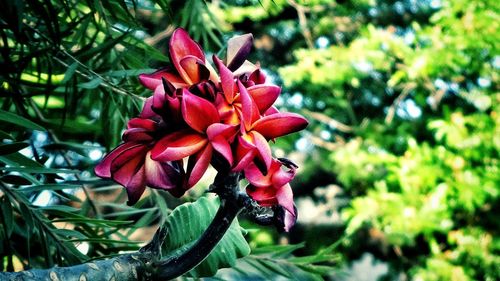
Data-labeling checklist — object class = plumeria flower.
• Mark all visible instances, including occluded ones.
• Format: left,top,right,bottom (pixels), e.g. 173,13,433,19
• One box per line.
95,115,182,204
151,89,237,195
245,158,299,231
95,28,308,231
233,80,308,172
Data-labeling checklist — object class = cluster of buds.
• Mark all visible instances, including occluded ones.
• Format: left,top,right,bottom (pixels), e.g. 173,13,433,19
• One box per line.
95,28,308,231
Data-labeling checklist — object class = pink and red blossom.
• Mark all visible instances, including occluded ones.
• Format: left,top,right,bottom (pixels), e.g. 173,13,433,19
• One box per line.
95,28,308,230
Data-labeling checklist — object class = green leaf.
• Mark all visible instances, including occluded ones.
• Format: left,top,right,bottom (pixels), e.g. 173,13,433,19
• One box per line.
251,242,305,257
0,130,14,140
1,197,14,236
0,167,78,174
61,62,78,83
0,142,29,155
162,196,251,277
20,184,81,192
0,152,44,168
78,77,103,89
0,109,45,131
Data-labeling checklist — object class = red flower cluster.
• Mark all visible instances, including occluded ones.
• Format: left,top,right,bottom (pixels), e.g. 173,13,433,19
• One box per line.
95,28,308,231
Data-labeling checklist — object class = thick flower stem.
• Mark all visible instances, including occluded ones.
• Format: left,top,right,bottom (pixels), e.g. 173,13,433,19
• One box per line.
0,253,152,281
154,173,245,279
0,173,244,281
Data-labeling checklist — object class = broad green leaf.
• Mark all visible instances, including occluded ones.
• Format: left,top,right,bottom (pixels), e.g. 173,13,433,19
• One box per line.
0,109,45,131
162,196,251,277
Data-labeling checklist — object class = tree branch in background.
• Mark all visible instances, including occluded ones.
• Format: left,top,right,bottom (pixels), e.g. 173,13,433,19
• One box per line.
0,172,247,281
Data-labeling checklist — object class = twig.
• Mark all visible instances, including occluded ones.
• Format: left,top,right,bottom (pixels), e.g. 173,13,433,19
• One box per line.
144,26,175,46
303,109,354,133
385,82,417,124
29,99,101,218
23,24,145,102
288,0,314,48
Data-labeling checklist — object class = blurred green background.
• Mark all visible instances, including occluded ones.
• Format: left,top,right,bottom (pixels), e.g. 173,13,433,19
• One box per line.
1,0,498,280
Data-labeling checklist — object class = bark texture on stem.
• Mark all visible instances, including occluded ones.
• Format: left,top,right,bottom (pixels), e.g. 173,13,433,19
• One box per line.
0,173,244,281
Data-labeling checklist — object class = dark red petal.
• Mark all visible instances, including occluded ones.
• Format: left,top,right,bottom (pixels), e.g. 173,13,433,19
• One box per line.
179,56,210,84
182,89,219,133
122,128,154,142
95,142,138,178
124,166,147,206
108,144,149,205
186,144,213,188
226,33,253,71
127,118,157,130
169,28,205,82
237,80,260,131
151,130,207,161
214,55,235,103
247,85,281,114
109,144,148,186
252,112,308,139
249,68,266,84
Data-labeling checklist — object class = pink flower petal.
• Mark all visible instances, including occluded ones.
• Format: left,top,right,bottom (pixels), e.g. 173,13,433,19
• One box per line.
108,144,148,205
123,167,147,206
179,55,210,84
213,55,235,103
226,33,253,71
151,129,208,161
264,106,280,116
186,144,213,188
181,90,220,133
169,28,205,83
139,97,156,119
127,118,157,131
252,112,308,139
251,131,272,171
94,142,138,178
207,123,238,165
272,165,296,189
232,143,256,171
276,184,296,223
244,162,272,188
139,68,186,90
246,185,278,206
247,85,281,114
144,152,180,190
237,80,260,131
